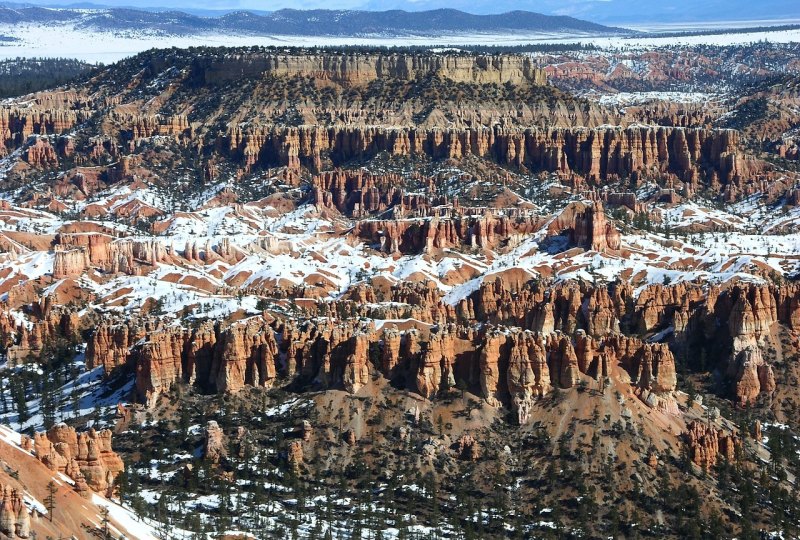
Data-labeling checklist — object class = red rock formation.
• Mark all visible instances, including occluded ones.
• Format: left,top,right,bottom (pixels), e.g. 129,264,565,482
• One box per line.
135,326,190,406
212,317,279,394
229,126,756,189
52,248,89,279
723,284,785,404
353,210,545,254
287,441,304,470
683,421,739,468
479,330,505,407
730,345,776,406
505,331,551,423
33,424,124,494
604,336,677,394
0,483,31,538
203,421,226,463
79,279,800,421
343,332,371,393
312,169,407,216
547,200,621,252
455,434,481,461
86,321,148,372
416,329,454,398
24,138,59,168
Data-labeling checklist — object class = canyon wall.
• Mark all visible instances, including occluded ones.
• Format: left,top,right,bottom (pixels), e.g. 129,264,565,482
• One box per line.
83,279,800,412
229,125,752,184
86,314,677,420
197,52,548,87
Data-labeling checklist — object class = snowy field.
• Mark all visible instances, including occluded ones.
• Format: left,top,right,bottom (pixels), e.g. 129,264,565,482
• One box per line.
595,92,720,107
1,22,800,63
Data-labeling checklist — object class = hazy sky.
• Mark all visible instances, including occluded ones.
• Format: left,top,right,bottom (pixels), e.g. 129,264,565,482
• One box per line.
30,0,800,24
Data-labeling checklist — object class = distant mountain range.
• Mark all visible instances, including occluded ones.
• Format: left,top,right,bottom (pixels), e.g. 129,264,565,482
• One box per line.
1,0,798,25
359,0,800,25
0,4,629,36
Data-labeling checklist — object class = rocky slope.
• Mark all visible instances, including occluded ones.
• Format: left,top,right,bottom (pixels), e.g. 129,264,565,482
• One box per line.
0,46,798,538
0,425,138,539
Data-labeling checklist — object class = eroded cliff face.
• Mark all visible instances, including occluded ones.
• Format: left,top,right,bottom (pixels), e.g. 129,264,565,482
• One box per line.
352,211,547,254
86,311,679,421
229,125,753,185
197,52,548,87
546,200,622,252
1,45,798,537
0,46,779,211
31,424,124,497
0,306,80,365
0,244,790,416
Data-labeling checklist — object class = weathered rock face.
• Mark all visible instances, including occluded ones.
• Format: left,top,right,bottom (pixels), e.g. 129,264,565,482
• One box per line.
722,284,788,404
634,282,703,334
343,332,371,393
33,424,124,495
199,52,548,87
135,326,190,406
287,441,304,471
683,421,739,468
547,200,621,252
504,331,552,424
353,210,546,254
467,279,620,337
51,231,245,280
213,318,279,394
110,112,191,141
1,306,80,365
86,320,148,372
89,316,278,403
52,248,89,278
313,169,408,217
729,345,776,406
81,277,799,422
455,434,481,461
728,286,779,347
604,335,677,394
0,106,81,153
230,125,754,187
203,421,226,463
24,137,59,168
0,483,31,539
416,329,453,398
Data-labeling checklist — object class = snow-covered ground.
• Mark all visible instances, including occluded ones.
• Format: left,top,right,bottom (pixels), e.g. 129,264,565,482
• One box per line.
0,23,614,63
0,352,133,433
2,22,800,63
595,92,719,107
2,174,799,329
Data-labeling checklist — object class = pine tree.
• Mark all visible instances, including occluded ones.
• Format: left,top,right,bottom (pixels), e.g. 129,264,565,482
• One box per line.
116,468,129,504
0,379,7,414
44,480,57,522
42,375,56,429
93,402,103,427
12,378,28,423
99,505,111,539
